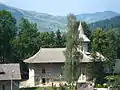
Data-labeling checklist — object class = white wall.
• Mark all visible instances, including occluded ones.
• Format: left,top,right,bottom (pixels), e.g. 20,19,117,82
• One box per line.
28,64,35,86
95,88,108,90
114,59,120,73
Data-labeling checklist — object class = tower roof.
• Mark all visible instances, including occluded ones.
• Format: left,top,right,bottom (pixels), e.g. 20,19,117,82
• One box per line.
78,22,90,42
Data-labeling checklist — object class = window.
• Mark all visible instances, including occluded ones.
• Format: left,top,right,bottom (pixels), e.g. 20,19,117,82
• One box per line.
42,68,45,73
0,71,5,74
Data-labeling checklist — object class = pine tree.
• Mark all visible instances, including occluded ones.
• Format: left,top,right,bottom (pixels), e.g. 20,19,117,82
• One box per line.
55,29,63,47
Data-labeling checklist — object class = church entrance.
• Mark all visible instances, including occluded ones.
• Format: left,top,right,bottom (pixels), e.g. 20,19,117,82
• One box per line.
42,78,46,84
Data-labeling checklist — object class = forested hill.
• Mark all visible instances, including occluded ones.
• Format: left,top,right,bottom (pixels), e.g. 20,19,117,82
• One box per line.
89,16,120,31
0,3,120,32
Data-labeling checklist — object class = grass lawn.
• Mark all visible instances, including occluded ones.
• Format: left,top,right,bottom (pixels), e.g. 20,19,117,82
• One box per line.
20,87,61,90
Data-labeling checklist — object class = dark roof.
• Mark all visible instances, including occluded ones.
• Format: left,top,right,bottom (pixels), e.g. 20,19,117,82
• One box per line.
0,63,21,80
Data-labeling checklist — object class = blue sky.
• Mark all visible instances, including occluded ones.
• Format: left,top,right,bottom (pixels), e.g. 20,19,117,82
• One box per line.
0,0,120,16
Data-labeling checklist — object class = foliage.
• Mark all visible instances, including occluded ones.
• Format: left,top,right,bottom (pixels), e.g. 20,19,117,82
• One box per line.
55,29,65,47
90,28,107,53
89,16,120,31
12,18,40,78
0,10,17,63
105,75,120,90
111,75,120,90
104,29,120,72
89,28,120,85
89,28,106,84
38,30,66,48
63,14,83,89
95,83,108,88
12,18,40,60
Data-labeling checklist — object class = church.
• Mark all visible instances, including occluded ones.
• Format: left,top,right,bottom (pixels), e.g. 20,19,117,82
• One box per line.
22,22,117,87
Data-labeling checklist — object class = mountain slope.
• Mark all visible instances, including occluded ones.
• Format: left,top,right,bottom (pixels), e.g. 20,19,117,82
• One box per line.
76,11,120,23
89,16,120,30
0,3,119,32
0,3,67,32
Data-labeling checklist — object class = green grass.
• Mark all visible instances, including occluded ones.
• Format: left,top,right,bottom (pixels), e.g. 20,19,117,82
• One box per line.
20,87,59,90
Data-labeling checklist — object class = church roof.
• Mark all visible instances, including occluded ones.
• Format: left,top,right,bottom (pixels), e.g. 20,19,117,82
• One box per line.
78,22,90,42
0,64,21,80
24,48,92,63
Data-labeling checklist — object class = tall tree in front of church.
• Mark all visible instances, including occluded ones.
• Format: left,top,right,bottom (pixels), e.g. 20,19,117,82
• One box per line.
63,14,82,89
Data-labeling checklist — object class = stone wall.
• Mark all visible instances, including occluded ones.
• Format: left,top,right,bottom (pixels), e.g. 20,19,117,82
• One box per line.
27,63,91,87
33,63,63,86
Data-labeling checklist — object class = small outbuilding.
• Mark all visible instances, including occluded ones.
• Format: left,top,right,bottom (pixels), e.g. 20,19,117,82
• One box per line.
0,63,21,90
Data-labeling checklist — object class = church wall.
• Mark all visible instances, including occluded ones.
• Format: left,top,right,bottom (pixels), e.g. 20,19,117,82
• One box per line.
27,63,90,86
33,63,63,86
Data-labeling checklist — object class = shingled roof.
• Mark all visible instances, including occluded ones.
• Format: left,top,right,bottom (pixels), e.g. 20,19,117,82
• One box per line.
78,22,90,42
0,64,21,80
24,48,92,63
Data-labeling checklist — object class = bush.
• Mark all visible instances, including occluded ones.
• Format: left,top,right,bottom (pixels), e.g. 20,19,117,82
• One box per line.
103,83,108,88
95,83,108,88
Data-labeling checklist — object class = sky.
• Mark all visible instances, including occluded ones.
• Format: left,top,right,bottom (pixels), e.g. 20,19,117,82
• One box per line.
0,0,120,16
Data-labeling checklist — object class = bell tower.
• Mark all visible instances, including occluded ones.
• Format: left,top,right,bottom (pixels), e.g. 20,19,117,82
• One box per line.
78,22,90,53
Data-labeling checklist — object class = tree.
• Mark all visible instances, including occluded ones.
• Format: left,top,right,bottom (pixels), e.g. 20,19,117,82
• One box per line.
61,33,67,47
105,29,120,72
39,32,53,48
13,18,40,60
49,31,56,47
0,10,17,63
12,18,40,79
63,14,82,89
90,28,120,84
91,28,107,53
55,29,63,47
39,30,66,48
90,28,107,84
